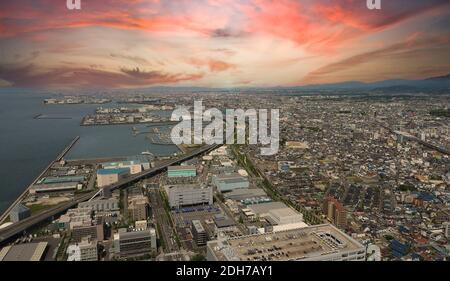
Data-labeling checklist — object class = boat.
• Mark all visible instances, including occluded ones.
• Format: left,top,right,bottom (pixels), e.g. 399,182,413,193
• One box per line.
141,151,153,156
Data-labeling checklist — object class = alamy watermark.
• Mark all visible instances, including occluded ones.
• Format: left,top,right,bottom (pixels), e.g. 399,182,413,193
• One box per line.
67,0,381,10
170,101,280,156
367,0,382,10
67,0,81,10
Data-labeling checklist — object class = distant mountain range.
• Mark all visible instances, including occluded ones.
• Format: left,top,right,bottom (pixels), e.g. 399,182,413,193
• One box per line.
132,74,450,92
296,74,450,91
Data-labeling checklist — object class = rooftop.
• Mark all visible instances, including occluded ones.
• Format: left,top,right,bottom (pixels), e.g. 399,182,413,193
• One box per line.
192,220,206,233
0,242,48,261
248,202,288,215
214,215,236,228
97,168,130,175
168,165,196,171
207,224,365,261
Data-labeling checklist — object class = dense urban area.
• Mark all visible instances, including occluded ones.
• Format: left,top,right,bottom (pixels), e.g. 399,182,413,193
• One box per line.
0,90,449,261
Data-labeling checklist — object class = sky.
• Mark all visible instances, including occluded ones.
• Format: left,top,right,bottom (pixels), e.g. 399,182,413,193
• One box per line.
0,0,449,89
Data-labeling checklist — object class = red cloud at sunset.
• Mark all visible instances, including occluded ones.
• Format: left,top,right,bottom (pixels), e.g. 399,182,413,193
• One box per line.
0,0,449,88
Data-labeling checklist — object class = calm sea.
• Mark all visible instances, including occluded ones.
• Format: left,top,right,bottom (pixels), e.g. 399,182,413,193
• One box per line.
0,92,178,213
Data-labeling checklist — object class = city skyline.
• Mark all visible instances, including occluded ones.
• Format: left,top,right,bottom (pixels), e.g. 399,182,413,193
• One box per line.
0,0,449,89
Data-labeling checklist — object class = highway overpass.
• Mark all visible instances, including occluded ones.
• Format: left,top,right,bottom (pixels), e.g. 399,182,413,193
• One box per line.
0,143,220,245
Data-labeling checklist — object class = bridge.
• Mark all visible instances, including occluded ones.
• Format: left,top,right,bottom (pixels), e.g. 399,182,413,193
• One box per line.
0,143,221,245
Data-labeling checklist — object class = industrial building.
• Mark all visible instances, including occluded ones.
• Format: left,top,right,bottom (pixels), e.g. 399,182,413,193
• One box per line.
101,159,149,175
167,165,197,178
113,228,157,258
78,198,119,212
213,173,249,192
207,224,366,261
267,208,304,225
0,242,48,261
192,220,207,246
37,175,85,185
164,184,213,208
9,203,31,223
30,182,81,194
247,202,304,226
96,168,130,188
213,214,237,233
223,188,268,201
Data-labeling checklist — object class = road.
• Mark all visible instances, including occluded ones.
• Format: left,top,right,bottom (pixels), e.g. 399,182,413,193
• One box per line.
0,143,221,245
89,143,221,200
0,191,95,245
149,189,179,253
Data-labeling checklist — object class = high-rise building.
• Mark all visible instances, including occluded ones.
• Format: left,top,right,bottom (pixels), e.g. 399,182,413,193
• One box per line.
128,195,149,222
323,197,347,229
192,220,207,246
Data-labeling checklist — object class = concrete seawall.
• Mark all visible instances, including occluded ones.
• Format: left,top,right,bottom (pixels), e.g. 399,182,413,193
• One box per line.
0,136,80,224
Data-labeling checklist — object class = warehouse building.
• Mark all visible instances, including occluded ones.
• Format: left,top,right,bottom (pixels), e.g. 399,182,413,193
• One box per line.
164,184,213,208
30,182,81,194
207,224,366,261
9,203,31,223
101,159,149,175
167,165,197,178
247,202,304,227
223,188,267,201
213,173,249,192
37,175,85,185
96,168,130,188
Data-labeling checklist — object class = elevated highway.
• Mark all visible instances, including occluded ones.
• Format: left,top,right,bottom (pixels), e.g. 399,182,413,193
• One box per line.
0,143,220,245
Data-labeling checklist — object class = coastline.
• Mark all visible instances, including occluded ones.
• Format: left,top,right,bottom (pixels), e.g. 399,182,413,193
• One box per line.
0,136,80,225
